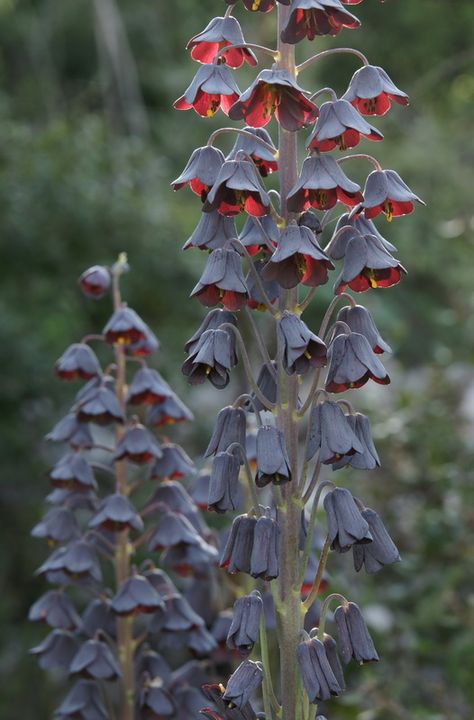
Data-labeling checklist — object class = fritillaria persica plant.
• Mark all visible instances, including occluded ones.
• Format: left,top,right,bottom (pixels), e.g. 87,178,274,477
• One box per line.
175,1,423,720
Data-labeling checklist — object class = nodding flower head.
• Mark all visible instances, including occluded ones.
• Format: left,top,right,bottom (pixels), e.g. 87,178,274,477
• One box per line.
281,0,360,44
362,169,424,221
174,64,240,118
307,98,383,152
187,16,257,68
203,159,271,217
287,155,363,213
172,146,225,202
190,248,249,311
342,64,409,116
78,265,111,299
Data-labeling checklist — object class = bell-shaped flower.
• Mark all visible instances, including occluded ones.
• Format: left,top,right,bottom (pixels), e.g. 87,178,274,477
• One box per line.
208,451,242,513
49,453,97,492
223,660,263,709
161,539,218,576
171,146,225,201
89,493,143,533
334,601,379,664
55,679,107,720
255,425,291,487
281,0,360,43
78,265,110,299
55,343,101,381
76,384,124,425
138,675,176,719
191,248,248,310
153,593,205,633
103,305,148,345
333,231,406,294
228,126,278,177
126,367,173,405
182,328,237,389
307,98,383,152
323,633,346,692
250,511,279,580
174,63,240,118
82,598,117,639
239,213,279,255
353,507,401,573
362,169,424,220
204,159,271,217
206,406,247,459
46,413,94,449
31,507,80,545
150,443,195,480
323,487,372,552
227,590,263,657
185,308,237,355
29,590,81,631
70,636,121,680
287,155,363,212
184,211,237,251
337,304,391,353
37,540,102,583
325,330,390,392
126,324,160,357
278,312,327,375
146,393,194,427
220,514,257,575
187,16,257,68
306,400,364,463
111,572,165,616
148,510,203,551
333,412,380,470
229,66,318,132
201,683,258,720
297,636,343,703
113,422,162,464
342,64,409,115
30,630,79,671
262,222,334,289
146,482,205,537
327,211,397,259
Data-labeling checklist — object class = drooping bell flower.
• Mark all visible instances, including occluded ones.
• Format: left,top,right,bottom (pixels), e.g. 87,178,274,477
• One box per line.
227,591,263,657
250,511,279,579
171,146,225,202
336,304,391,353
111,572,165,616
113,421,163,464
185,308,237,355
325,330,390,392
246,259,280,311
182,328,237,389
239,214,279,256
334,601,379,664
208,450,242,513
103,305,148,345
55,680,107,720
126,367,173,405
306,400,364,463
150,443,195,480
191,248,248,310
30,629,79,671
69,636,121,680
174,64,240,118
82,598,117,639
281,0,360,44
29,590,80,631
78,265,111,299
227,126,278,177
362,169,424,221
205,406,247,459
297,636,344,703
46,413,94,449
223,660,263,709
287,155,363,212
323,633,346,693
353,507,401,574
49,453,98,492
306,98,383,152
146,393,194,427
76,384,124,425
55,343,101,381
323,487,372,552
183,211,237,251
126,324,160,357
38,540,102,583
138,674,176,719
333,231,406,294
229,66,319,132
89,494,144,533
332,412,380,470
148,510,203,551
326,211,397,259
255,425,291,487
204,158,271,217
262,222,334,289
31,507,80,545
342,64,409,116
278,311,327,375
187,16,257,68
220,514,257,575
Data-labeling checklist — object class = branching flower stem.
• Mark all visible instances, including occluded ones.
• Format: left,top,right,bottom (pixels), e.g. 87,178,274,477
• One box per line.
337,153,382,172
302,537,331,613
259,611,282,719
207,126,278,156
316,593,349,639
297,47,369,74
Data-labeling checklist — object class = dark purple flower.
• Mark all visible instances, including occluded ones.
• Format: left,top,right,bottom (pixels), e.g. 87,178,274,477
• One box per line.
150,443,195,480
174,64,240,118
49,453,97,492
227,591,263,657
46,413,94,449
153,593,205,633
239,214,279,256
126,367,173,405
334,601,379,664
201,683,257,720
255,425,291,487
333,232,405,294
55,343,101,381
323,633,346,691
326,211,398,259
78,265,111,299
31,507,80,545
28,590,81,630
183,211,237,251
362,169,424,221
228,127,278,177
250,511,279,580
172,146,225,201
223,660,263,709
187,16,257,68
323,487,372,552
307,98,383,151
278,312,327,375
82,598,117,639
70,637,121,680
208,451,242,513
146,393,194,427
281,0,360,43
190,471,211,511
297,636,343,703
52,540,103,583
111,573,165,616
191,248,248,311
287,155,363,212
333,412,380,470
139,674,176,719
148,511,203,551
325,331,390,392
336,304,391,353
246,259,280,311
342,64,409,116
185,309,237,355
161,541,218,577
306,400,364,463
89,493,143,532
30,629,79,671
114,422,162,464
220,514,257,575
55,679,107,720
76,384,125,425
298,209,323,236
353,507,401,573
206,406,247,459
103,305,148,345
146,481,205,535
126,324,160,357
204,159,271,217
182,328,237,389
229,66,318,132
262,223,334,289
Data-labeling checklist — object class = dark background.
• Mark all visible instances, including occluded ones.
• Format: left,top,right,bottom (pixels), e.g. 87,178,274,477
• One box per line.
1,1,473,718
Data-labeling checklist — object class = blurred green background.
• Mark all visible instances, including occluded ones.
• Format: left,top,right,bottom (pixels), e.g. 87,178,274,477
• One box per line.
0,0,473,718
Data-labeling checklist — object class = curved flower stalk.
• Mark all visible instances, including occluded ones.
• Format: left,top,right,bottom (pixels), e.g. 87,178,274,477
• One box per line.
173,2,422,720
30,255,223,720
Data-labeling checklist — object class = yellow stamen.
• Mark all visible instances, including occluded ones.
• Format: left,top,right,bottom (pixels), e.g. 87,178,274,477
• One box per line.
252,0,261,9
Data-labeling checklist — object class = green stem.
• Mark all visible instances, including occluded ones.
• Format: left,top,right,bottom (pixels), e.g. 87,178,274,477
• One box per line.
259,612,281,719
303,537,331,613
317,592,348,640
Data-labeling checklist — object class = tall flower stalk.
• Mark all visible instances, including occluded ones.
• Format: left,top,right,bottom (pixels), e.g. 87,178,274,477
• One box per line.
176,2,422,719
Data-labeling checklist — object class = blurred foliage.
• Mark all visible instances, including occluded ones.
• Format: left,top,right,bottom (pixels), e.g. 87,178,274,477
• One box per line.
0,0,473,718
